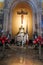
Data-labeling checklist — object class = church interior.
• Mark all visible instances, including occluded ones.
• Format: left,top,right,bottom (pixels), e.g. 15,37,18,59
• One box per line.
0,0,43,65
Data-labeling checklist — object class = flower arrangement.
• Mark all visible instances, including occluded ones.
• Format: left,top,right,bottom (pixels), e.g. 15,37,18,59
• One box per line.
33,36,43,48
0,36,10,44
33,36,42,44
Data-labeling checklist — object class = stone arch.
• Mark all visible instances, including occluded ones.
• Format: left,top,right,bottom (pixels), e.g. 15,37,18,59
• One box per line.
3,0,40,37
9,0,37,13
9,0,38,35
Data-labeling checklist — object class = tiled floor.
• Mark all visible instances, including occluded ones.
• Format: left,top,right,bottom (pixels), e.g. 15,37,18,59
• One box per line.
0,46,43,65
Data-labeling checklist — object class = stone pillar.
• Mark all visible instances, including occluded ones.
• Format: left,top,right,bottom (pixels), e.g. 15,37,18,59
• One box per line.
35,12,38,32
38,10,42,36
33,11,38,33
37,11,40,35
3,8,9,32
9,10,12,35
32,11,36,33
37,10,42,59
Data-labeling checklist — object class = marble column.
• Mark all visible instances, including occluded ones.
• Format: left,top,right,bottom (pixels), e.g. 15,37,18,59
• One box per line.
38,10,42,36
37,11,40,35
3,8,9,32
37,10,42,59
35,13,37,31
9,10,12,35
32,11,36,33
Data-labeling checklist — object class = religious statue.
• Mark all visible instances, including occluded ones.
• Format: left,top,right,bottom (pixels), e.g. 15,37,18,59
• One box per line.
15,9,29,47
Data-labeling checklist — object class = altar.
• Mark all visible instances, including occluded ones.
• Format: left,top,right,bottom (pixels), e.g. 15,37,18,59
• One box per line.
15,25,29,46
15,32,29,46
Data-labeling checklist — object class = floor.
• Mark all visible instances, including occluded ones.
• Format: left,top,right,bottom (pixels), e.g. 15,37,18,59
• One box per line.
0,45,43,65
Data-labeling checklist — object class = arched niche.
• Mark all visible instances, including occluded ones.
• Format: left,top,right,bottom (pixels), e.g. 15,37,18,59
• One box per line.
4,0,40,38
11,2,33,38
